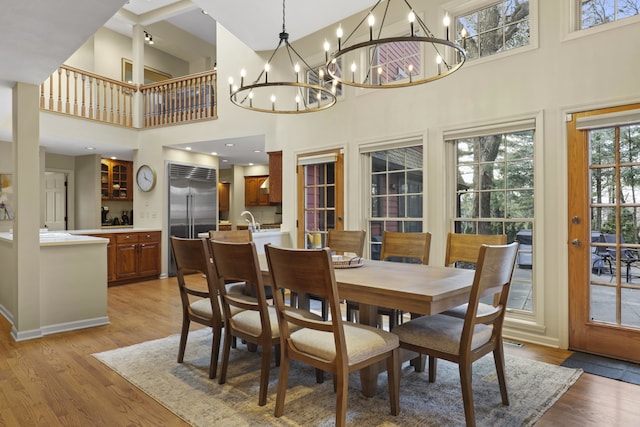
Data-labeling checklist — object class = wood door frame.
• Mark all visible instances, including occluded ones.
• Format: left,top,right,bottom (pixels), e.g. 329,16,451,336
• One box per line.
296,149,344,249
568,103,640,362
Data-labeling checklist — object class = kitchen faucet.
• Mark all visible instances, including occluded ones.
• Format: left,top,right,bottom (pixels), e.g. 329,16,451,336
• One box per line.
240,210,259,232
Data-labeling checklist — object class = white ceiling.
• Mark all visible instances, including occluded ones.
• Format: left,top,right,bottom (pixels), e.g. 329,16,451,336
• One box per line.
0,0,376,166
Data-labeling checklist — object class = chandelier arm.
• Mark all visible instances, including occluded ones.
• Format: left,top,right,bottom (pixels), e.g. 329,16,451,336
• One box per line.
342,0,383,46
284,41,316,74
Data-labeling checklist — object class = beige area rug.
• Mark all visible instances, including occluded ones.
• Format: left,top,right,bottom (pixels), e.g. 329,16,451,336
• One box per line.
93,328,582,426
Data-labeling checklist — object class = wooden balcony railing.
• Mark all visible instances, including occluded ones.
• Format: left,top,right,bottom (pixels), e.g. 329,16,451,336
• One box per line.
140,70,217,127
40,66,217,128
41,65,137,127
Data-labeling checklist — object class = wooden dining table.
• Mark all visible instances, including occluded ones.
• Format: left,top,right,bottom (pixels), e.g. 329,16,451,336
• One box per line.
258,255,476,397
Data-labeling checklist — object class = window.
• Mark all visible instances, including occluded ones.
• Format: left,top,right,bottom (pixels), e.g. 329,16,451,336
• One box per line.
448,123,535,312
368,35,421,85
363,145,424,259
453,0,531,61
307,60,341,105
580,0,640,30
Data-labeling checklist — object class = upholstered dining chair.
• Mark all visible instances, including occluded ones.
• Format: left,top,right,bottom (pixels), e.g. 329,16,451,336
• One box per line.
392,242,519,427
208,239,321,406
347,231,432,330
265,245,400,427
169,236,224,379
441,233,508,319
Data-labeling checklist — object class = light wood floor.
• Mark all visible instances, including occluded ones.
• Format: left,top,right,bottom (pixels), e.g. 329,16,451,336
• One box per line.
0,277,638,426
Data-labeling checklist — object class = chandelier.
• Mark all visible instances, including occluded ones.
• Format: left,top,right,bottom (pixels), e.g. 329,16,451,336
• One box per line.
325,0,466,89
229,0,337,114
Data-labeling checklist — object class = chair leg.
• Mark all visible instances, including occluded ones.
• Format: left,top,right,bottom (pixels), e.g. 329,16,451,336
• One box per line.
459,362,476,427
335,371,349,427
386,348,400,416
428,356,437,382
275,344,281,367
209,325,222,379
177,318,190,363
493,346,510,406
258,344,271,406
218,329,232,385
315,368,325,384
274,355,291,417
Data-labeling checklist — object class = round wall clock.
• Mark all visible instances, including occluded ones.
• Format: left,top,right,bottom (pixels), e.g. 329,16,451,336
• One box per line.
136,164,157,192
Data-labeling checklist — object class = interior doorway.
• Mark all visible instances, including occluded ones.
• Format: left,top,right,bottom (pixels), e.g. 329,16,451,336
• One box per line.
44,171,67,230
567,103,640,362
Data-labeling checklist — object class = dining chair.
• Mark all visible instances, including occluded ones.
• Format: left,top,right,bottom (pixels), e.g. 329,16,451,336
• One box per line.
169,236,224,379
392,242,519,427
304,229,366,320
347,231,431,330
209,229,252,243
441,232,507,319
208,239,322,406
265,244,400,427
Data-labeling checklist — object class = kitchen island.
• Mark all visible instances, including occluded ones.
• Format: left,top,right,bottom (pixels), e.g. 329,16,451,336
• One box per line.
0,231,109,340
200,228,292,254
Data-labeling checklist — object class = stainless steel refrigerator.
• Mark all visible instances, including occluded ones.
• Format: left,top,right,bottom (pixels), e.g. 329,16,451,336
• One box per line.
168,162,217,276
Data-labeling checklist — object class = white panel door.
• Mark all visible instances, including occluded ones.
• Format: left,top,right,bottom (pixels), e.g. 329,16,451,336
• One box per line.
45,172,66,230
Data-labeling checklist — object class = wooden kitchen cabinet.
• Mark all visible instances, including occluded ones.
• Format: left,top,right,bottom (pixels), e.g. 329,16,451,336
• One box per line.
101,159,133,201
244,176,270,206
87,233,116,282
114,231,161,284
218,182,230,211
268,151,282,203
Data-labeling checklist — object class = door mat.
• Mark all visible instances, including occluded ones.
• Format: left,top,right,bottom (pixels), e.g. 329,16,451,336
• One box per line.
561,351,640,385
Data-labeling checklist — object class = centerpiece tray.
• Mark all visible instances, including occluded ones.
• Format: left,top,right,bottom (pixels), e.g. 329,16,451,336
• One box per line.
332,257,364,269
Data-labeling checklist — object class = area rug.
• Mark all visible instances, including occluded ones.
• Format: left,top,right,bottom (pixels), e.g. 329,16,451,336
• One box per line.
93,329,582,426
561,351,640,385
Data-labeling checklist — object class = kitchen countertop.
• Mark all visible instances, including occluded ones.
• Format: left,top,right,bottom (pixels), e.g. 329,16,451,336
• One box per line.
0,231,108,246
69,228,161,235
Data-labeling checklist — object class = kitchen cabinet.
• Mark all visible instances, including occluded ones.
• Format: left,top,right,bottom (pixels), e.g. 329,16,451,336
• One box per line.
101,159,133,201
86,233,116,282
218,182,230,211
113,231,161,284
268,151,282,203
244,176,270,206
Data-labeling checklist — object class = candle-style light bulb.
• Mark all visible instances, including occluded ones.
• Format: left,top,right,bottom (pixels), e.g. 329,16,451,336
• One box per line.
408,63,414,82
408,11,415,36
324,39,330,61
270,94,276,111
368,14,375,40
377,66,383,85
460,28,468,50
351,61,357,83
319,68,325,80
264,63,270,83
294,63,300,82
228,76,234,94
295,95,300,111
443,15,451,41
249,91,253,107
436,55,442,75
337,26,343,50
240,69,246,87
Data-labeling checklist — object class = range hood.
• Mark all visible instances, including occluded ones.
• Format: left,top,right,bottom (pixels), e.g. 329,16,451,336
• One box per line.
260,177,270,194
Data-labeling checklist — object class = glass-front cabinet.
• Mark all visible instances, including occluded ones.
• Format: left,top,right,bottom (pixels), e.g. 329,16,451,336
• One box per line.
101,159,133,201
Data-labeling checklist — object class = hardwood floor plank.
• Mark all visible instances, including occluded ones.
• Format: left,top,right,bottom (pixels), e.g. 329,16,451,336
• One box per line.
0,277,637,425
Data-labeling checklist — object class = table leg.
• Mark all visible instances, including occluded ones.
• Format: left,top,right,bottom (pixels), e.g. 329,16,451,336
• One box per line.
358,302,379,397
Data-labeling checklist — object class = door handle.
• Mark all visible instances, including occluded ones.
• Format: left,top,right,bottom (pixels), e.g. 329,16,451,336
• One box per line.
571,239,581,247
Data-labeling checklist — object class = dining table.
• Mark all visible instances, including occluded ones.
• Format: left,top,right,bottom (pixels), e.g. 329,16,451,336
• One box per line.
258,254,476,397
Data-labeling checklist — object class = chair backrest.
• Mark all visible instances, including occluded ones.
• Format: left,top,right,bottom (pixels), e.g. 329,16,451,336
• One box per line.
327,229,366,257
265,245,347,368
461,242,519,352
209,229,252,243
169,236,221,319
380,231,431,265
208,240,270,333
445,233,507,266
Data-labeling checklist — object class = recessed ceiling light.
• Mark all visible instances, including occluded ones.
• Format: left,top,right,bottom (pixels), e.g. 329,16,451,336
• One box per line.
201,9,208,15
225,143,235,147
253,150,261,153
85,146,96,150
249,163,254,166
185,147,192,151
210,151,218,155
222,159,229,162
110,156,117,160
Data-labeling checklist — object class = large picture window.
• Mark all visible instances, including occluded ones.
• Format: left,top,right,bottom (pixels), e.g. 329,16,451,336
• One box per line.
363,145,424,259
449,123,535,312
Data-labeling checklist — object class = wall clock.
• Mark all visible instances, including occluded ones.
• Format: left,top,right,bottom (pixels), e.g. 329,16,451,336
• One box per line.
136,164,156,192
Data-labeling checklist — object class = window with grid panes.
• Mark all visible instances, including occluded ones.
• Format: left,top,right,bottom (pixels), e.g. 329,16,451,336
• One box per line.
367,146,423,260
580,0,640,30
